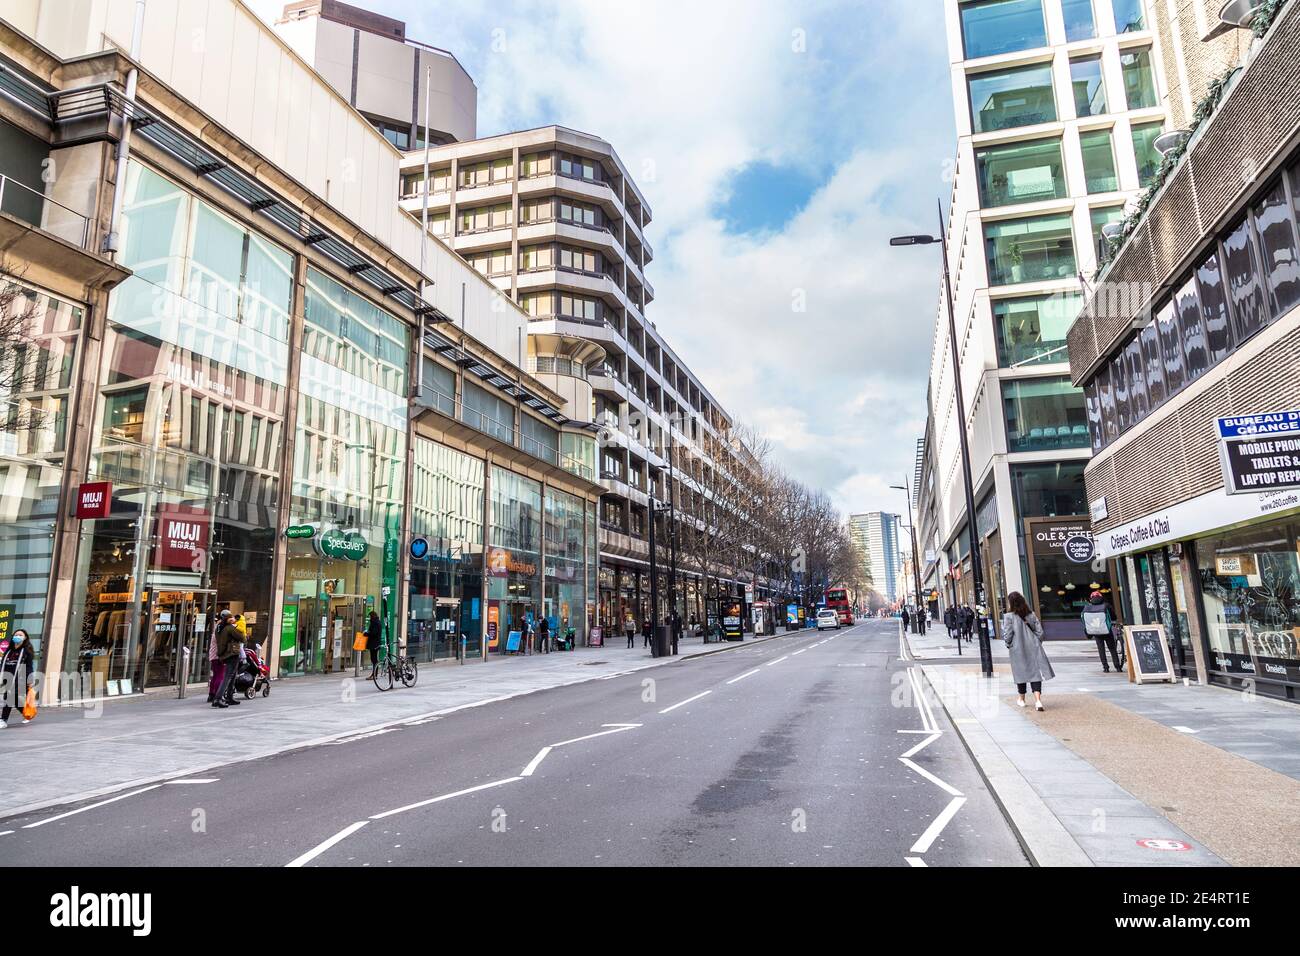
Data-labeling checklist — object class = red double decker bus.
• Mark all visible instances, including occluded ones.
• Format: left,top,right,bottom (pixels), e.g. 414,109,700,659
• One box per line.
824,586,853,626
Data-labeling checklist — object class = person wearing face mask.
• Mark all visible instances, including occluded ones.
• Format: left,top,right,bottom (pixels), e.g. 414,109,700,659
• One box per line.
1,629,36,728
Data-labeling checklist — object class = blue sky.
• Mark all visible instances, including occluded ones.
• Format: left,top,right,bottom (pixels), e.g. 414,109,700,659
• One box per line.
251,0,956,519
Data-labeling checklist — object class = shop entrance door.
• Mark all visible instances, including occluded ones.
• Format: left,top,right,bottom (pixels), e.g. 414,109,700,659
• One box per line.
143,589,216,695
325,595,369,673
434,598,461,661
1136,551,1191,675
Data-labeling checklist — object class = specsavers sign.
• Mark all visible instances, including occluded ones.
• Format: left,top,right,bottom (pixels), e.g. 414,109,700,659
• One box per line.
314,529,368,561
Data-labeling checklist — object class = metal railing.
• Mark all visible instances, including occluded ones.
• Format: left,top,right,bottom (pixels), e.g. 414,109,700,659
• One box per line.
0,174,92,248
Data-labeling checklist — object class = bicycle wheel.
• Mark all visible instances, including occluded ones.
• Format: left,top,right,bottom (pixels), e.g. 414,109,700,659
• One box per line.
400,656,418,688
372,659,393,691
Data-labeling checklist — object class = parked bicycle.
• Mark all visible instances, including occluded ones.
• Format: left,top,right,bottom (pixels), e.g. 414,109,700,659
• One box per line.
372,639,418,691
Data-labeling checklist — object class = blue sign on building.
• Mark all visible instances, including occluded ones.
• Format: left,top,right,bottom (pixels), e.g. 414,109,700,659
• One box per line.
1217,410,1300,439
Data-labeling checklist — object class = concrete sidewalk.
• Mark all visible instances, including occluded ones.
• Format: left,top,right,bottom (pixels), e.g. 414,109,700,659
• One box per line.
906,625,1300,867
0,629,792,819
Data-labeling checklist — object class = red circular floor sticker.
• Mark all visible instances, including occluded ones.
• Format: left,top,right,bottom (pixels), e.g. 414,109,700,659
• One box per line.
1136,838,1192,851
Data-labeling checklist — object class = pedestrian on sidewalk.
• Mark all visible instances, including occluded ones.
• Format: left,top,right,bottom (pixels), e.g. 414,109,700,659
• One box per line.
0,629,36,728
1002,591,1054,712
1081,591,1123,673
624,614,636,649
901,606,911,631
642,618,652,648
537,615,550,654
365,609,383,680
960,605,974,644
944,606,957,640
212,609,244,709
207,619,225,703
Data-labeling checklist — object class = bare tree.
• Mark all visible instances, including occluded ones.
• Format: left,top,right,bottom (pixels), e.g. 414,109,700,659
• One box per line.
0,271,51,442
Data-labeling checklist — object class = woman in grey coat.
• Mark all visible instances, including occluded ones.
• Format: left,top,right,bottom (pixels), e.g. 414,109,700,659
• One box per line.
1001,591,1055,711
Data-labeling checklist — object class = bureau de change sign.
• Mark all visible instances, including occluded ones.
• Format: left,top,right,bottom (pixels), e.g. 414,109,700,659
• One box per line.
1217,410,1300,496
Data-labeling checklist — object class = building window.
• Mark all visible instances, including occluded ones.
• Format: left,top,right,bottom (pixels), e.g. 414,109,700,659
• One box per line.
968,63,1057,133
520,413,559,465
1110,352,1130,432
520,198,554,223
1079,128,1119,193
1173,276,1208,383
1138,318,1164,407
1222,216,1270,343
1124,336,1148,423
1112,0,1146,33
1002,376,1089,451
993,292,1081,366
558,199,600,228
1155,300,1186,398
519,244,554,271
1089,205,1125,260
1120,47,1158,110
520,152,554,178
1195,252,1235,363
1070,55,1107,117
1252,177,1300,318
1131,121,1164,188
558,152,601,182
461,380,514,444
1061,0,1096,40
466,248,511,277
984,214,1077,285
1097,363,1118,444
457,203,512,234
975,138,1066,207
959,0,1047,59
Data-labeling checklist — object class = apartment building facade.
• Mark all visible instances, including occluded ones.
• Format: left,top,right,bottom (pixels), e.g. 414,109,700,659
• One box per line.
1068,0,1300,700
275,1,761,629
0,0,606,703
927,0,1169,636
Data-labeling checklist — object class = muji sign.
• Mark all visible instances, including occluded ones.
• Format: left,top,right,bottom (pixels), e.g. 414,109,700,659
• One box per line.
154,506,210,570
75,482,113,519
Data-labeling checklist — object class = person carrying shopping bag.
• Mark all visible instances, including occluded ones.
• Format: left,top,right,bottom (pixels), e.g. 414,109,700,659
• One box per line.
1002,591,1055,711
1,629,36,727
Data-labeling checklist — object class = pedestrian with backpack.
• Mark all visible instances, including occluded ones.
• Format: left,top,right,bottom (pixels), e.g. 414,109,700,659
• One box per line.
1082,591,1122,673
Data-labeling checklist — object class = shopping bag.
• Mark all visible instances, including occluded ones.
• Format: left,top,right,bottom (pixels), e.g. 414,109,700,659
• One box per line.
352,632,368,651
22,686,37,721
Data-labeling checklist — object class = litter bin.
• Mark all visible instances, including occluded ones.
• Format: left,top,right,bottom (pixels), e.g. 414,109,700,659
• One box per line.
653,624,672,658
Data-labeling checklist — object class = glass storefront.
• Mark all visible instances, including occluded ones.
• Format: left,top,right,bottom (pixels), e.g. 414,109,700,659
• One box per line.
0,279,81,665
408,437,485,662
544,486,587,646
64,161,288,697
1134,547,1193,674
280,267,408,675
1195,518,1300,689
487,466,541,651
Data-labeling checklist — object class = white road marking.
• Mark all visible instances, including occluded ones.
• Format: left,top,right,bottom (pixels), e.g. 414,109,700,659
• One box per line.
520,746,553,777
907,667,938,733
285,820,369,868
1173,726,1198,734
910,796,967,854
726,668,761,685
899,758,963,798
23,785,161,829
792,648,808,656
766,655,789,667
901,733,941,759
164,778,219,784
905,856,927,867
369,776,522,821
550,723,642,748
0,831,13,837
659,691,711,714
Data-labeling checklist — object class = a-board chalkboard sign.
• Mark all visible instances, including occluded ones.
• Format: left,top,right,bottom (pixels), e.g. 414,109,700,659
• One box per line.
1124,624,1174,684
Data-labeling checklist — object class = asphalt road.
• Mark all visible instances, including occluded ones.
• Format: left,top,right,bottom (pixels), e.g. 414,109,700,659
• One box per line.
0,619,1028,866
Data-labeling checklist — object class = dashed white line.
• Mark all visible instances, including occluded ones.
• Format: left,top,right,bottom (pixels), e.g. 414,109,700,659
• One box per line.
726,668,761,685
22,785,161,829
905,856,927,867
286,820,370,868
164,778,219,785
520,746,553,777
659,690,711,714
899,758,963,798
766,655,789,667
792,648,809,656
910,796,967,854
0,831,13,837
1173,725,1198,734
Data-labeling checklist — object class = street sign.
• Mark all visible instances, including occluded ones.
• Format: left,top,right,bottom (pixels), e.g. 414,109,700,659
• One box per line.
75,481,112,519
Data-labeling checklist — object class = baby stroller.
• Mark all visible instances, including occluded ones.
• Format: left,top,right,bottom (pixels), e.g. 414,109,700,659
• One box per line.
238,643,271,698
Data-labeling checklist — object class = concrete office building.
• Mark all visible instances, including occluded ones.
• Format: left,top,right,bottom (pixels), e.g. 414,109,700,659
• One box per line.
0,0,604,703
274,1,763,629
1068,0,1300,699
926,0,1170,636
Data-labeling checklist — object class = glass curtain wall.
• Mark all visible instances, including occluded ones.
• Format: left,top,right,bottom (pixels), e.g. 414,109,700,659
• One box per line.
544,486,587,646
960,0,1047,59
969,64,1057,133
282,267,408,675
487,466,542,651
408,437,485,662
1002,376,1089,450
993,293,1081,366
66,160,290,696
976,139,1066,208
984,214,1077,285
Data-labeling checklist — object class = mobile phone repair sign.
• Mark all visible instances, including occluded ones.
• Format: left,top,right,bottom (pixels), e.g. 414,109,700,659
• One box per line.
1218,410,1300,496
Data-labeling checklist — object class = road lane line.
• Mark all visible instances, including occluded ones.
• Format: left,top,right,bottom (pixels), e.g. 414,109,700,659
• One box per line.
0,831,12,837
369,776,522,820
910,796,967,854
659,691,711,714
22,785,161,829
899,758,963,798
520,746,553,777
726,668,761,685
164,778,219,784
286,820,370,867
550,723,641,748
792,648,808,656
901,733,941,759
907,668,937,733
905,856,927,867
766,655,789,667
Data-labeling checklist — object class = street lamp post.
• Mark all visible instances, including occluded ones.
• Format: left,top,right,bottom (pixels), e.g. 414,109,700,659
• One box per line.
891,202,993,677
891,477,926,636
